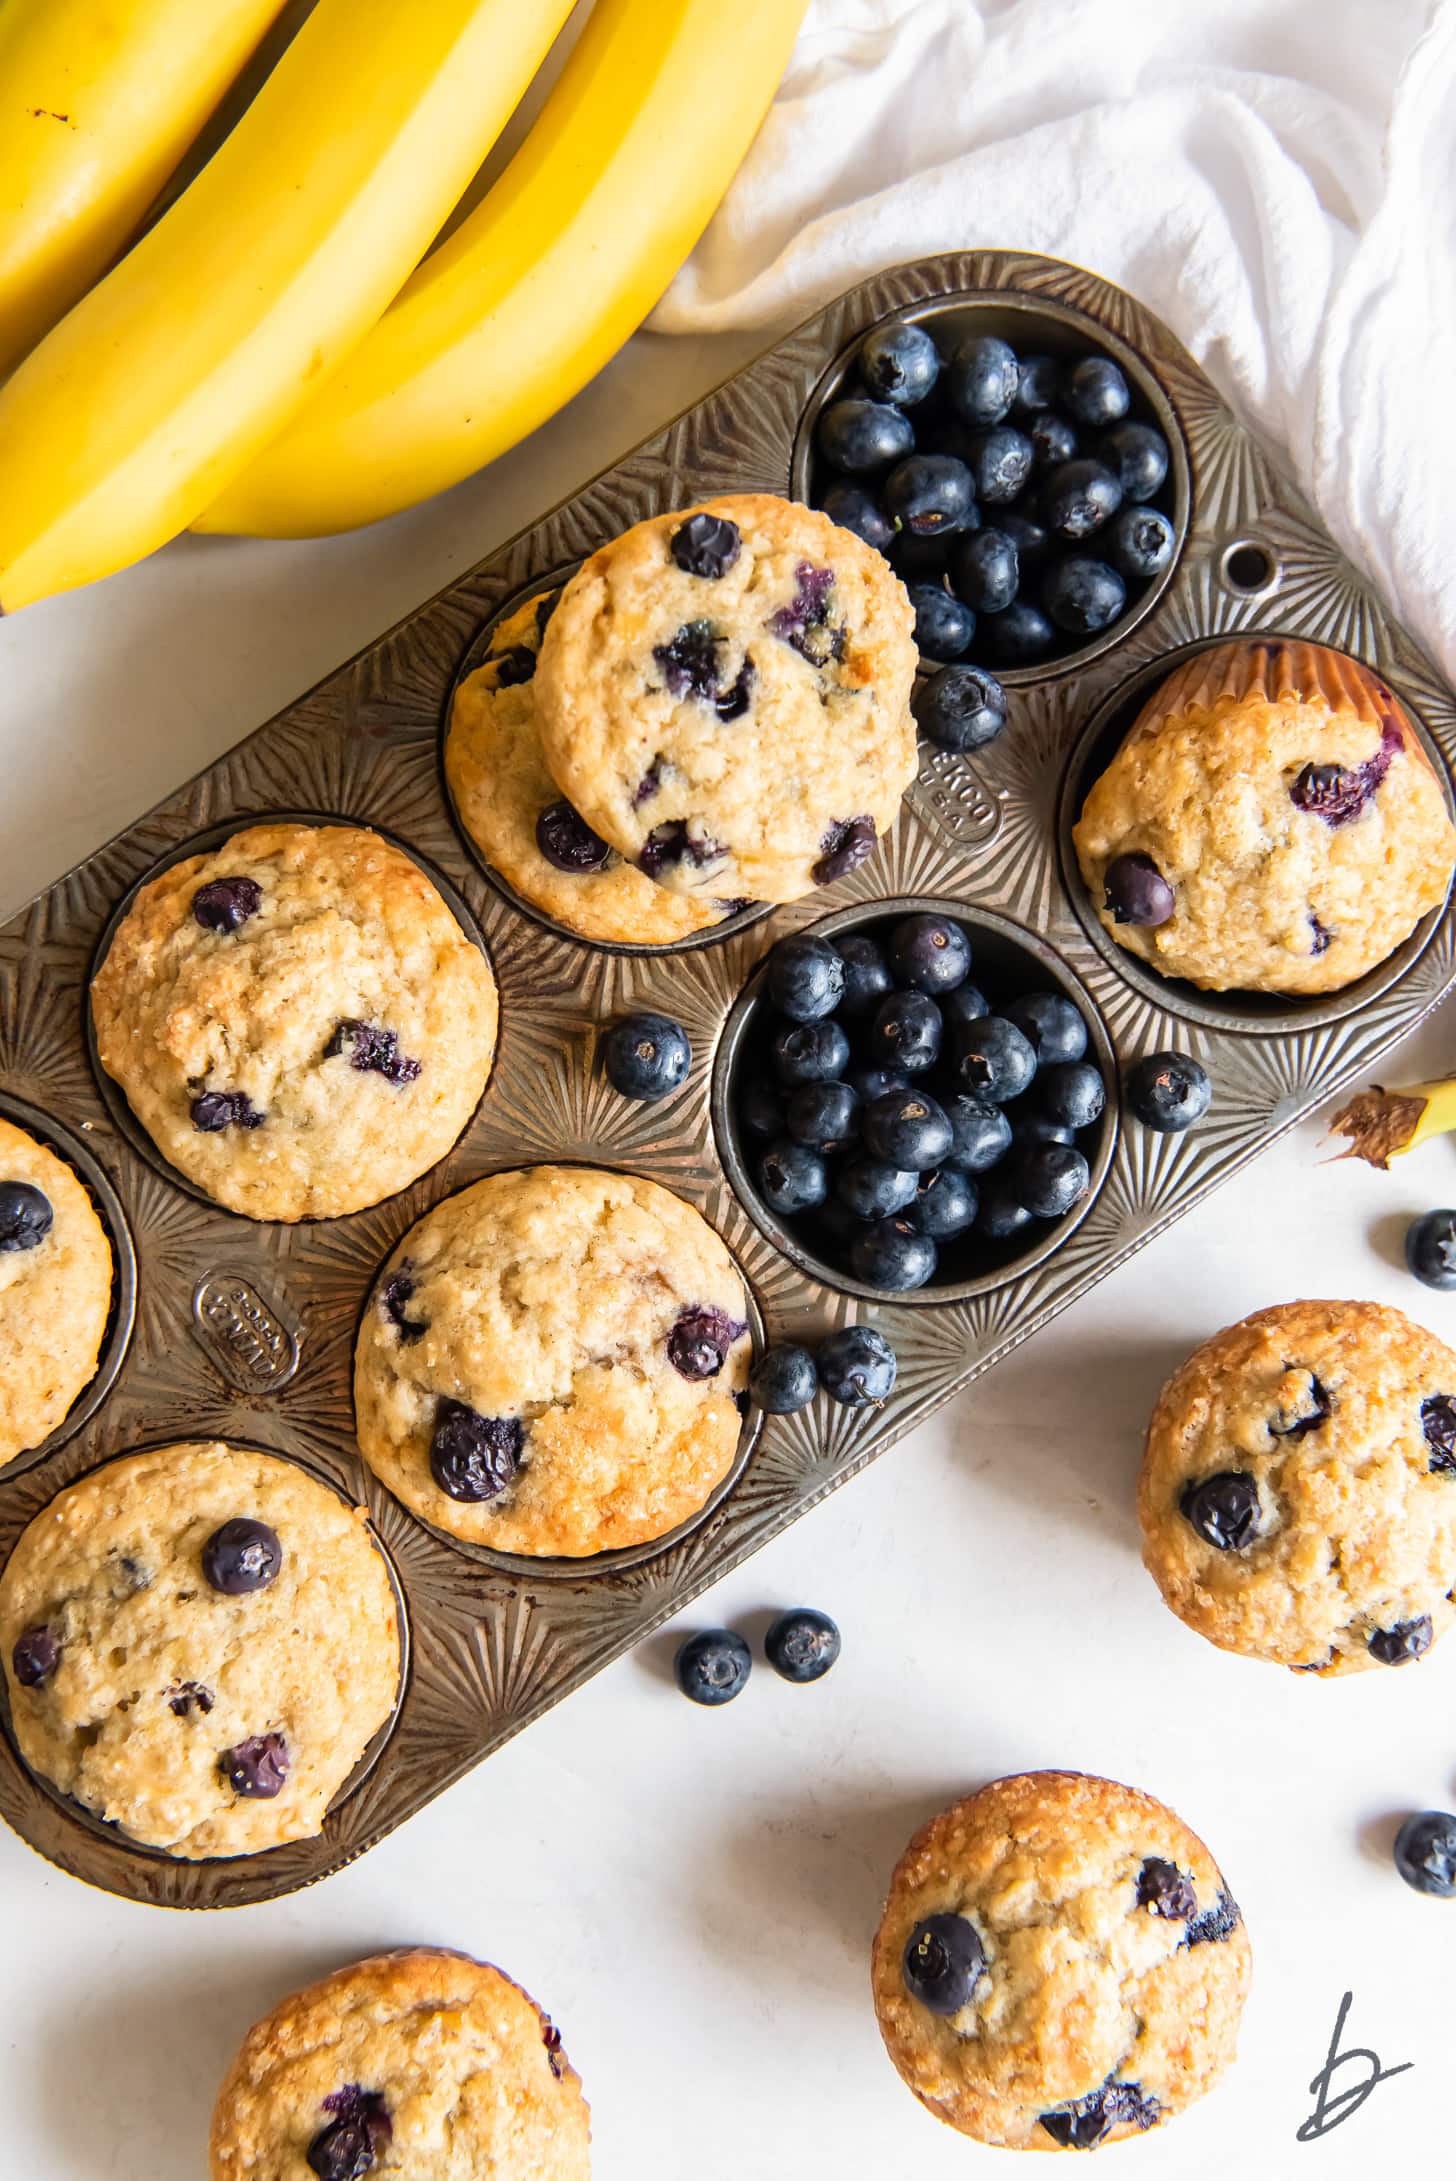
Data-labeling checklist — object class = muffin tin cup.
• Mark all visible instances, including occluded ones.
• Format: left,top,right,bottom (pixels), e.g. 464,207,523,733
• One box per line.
0,248,1452,1907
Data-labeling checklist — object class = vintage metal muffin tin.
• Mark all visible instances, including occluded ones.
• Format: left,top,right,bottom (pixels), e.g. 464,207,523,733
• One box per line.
1,250,1452,1908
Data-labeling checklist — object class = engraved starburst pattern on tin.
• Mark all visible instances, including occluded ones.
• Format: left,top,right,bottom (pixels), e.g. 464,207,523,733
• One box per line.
0,250,1452,1909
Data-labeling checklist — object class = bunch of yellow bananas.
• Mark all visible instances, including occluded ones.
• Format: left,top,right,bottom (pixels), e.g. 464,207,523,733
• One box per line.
0,0,805,610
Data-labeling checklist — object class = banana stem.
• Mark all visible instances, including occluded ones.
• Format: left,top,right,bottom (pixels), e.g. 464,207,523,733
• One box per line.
1329,1076,1456,1167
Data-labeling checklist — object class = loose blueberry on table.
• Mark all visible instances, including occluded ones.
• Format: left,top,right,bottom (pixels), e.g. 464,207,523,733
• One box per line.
674,1627,752,1706
764,1607,841,1684
1406,1208,1456,1291
749,1342,819,1413
602,1011,691,1102
810,315,1176,668
737,917,1104,1289
1126,1050,1211,1133
1393,1809,1456,1896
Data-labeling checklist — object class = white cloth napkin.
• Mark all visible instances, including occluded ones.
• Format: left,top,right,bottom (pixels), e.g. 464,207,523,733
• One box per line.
654,0,1456,685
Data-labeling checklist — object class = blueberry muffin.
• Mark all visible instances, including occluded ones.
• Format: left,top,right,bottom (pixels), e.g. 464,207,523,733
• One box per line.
1140,1298,1456,1674
0,1117,113,1465
1073,640,1455,993
0,1441,400,1856
91,822,497,1221
446,589,734,946
534,495,918,905
210,1949,590,2180
872,1772,1249,2151
354,1165,749,1557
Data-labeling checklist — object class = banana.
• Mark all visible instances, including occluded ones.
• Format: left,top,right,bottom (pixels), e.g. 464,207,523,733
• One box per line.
197,0,808,538
1330,1075,1456,1167
0,0,291,381
0,0,576,610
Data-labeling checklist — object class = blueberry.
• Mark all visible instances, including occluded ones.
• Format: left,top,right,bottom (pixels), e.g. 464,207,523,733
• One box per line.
999,508,1051,568
1407,1210,1456,1291
1043,554,1126,635
981,598,1055,665
167,1679,214,1717
759,1139,829,1215
819,482,896,554
771,1017,850,1085
1040,2080,1160,2149
902,1912,985,2014
668,1305,746,1381
307,2090,392,2181
967,425,1034,505
639,820,727,880
888,528,956,582
1013,1142,1090,1218
0,1180,53,1252
191,1089,265,1132
817,1325,897,1405
1107,504,1177,582
944,1094,1012,1171
940,983,990,1035
912,662,1008,752
884,454,974,537
813,814,878,885
1098,421,1169,503
847,1062,910,1106
767,933,846,1022
889,913,971,994
429,1400,523,1502
908,582,974,662
1011,354,1060,415
1004,992,1087,1065
833,933,894,1019
192,875,263,933
834,1157,919,1221
1102,851,1175,926
1394,1810,1456,1896
816,397,914,473
852,1215,936,1290
323,1021,421,1085
868,990,942,1074
740,1076,785,1141
535,800,613,874
12,1624,59,1686
858,318,940,406
220,1731,289,1799
749,1343,819,1414
603,1009,693,1101
908,1164,978,1238
1180,1471,1260,1551
1186,1892,1241,1947
1012,1114,1075,1152
953,1015,1036,1103
670,511,741,579
675,1627,751,1705
786,1078,861,1152
947,335,1019,425
653,621,754,717
490,645,537,687
863,1088,953,1170
950,526,1018,614
202,1518,282,1596
1035,1060,1105,1131
1126,1051,1210,1132
1028,410,1078,471
760,1606,841,1685
1065,355,1131,429
975,1177,1033,1242
1368,1616,1433,1666
1044,461,1123,544
1421,1393,1456,1470
1137,1858,1198,1921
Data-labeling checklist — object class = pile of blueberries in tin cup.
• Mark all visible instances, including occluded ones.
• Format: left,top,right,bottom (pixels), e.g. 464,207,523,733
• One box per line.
810,312,1178,678
732,913,1110,1292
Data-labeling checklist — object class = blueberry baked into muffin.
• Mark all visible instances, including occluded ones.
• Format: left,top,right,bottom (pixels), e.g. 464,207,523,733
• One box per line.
354,1164,750,1557
446,588,734,946
1073,639,1455,994
872,1772,1249,2151
533,494,919,905
0,1441,400,1856
210,1949,590,2180
0,1116,113,1465
1140,1299,1456,1674
90,821,497,1221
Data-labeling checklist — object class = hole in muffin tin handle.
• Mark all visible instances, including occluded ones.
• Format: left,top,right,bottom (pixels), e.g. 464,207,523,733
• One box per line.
1219,540,1279,598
